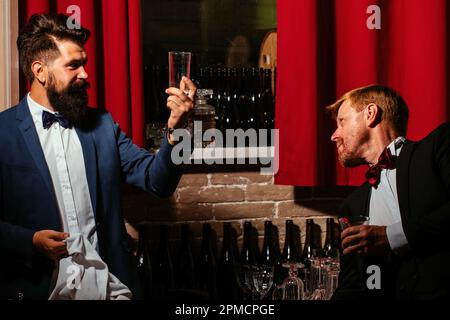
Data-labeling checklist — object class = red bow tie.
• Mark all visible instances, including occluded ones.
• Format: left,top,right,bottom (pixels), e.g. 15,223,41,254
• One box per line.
366,148,397,188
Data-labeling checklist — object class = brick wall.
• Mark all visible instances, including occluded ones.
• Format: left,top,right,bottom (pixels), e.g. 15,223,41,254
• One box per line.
122,172,355,257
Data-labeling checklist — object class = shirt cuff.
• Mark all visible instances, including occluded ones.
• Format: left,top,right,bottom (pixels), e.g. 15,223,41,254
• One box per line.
386,221,410,255
158,134,175,157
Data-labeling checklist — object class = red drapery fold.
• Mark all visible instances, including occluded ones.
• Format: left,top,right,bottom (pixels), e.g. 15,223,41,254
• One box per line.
276,0,449,186
19,0,145,147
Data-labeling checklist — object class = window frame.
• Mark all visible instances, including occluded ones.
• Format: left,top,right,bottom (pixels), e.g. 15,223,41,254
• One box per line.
0,0,19,111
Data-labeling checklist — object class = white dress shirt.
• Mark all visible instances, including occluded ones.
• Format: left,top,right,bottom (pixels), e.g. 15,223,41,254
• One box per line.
369,136,410,255
27,94,132,300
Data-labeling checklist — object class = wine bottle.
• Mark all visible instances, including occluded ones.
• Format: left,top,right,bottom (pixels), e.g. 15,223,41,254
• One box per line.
196,223,218,300
273,67,277,98
279,220,300,284
209,66,218,108
200,67,209,89
260,68,274,130
231,68,242,129
240,221,257,265
240,221,258,300
238,67,249,130
323,218,339,259
136,226,152,300
301,219,316,264
153,224,175,298
260,220,282,291
218,222,241,300
246,67,259,130
281,219,300,263
214,67,225,130
176,224,196,289
222,68,235,131
260,221,277,265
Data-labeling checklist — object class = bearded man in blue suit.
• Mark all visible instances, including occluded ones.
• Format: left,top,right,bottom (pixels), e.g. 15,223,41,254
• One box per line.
0,13,196,300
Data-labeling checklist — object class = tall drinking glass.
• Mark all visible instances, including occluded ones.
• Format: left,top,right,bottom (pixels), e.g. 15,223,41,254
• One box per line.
168,51,191,89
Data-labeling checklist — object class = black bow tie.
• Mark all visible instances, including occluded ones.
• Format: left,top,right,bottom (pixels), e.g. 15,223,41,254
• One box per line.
42,111,72,129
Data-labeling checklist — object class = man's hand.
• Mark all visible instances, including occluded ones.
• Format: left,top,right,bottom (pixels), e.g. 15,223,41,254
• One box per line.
165,76,197,144
32,230,69,262
341,225,390,256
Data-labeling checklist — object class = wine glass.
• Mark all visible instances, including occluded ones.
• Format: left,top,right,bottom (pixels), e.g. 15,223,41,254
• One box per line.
324,261,340,300
252,265,274,300
240,264,256,300
308,257,327,300
306,257,340,300
280,262,305,300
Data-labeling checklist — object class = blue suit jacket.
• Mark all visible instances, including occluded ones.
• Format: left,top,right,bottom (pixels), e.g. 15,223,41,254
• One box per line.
0,97,182,299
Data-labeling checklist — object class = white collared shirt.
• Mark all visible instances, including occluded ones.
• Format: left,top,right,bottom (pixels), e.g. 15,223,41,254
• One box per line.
27,93,131,299
369,136,410,255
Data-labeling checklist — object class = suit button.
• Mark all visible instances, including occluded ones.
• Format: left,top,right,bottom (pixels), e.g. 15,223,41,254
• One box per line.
399,285,405,291
412,275,418,280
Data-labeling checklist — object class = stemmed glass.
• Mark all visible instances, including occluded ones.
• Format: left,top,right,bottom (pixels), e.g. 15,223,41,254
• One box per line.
324,261,340,300
306,257,340,300
252,265,274,300
273,263,305,300
240,264,257,300
283,263,305,300
308,257,327,300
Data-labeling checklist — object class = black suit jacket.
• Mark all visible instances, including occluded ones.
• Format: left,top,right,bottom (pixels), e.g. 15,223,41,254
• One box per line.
332,123,450,300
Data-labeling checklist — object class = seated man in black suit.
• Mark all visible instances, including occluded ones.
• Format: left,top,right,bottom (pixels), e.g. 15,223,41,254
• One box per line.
328,84,450,299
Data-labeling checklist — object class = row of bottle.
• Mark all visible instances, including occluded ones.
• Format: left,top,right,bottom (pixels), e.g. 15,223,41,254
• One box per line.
136,218,338,300
198,66,276,132
143,65,276,132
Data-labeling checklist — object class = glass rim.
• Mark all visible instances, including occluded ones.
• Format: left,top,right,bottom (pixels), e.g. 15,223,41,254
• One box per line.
168,51,192,55
339,215,370,230
341,215,370,222
351,215,370,221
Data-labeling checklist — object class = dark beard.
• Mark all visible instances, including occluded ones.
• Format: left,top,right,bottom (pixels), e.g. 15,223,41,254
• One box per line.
46,76,90,128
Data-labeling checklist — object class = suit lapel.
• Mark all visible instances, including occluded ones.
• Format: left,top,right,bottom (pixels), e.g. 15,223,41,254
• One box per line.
362,183,371,217
396,140,414,220
351,182,371,218
75,127,98,218
16,98,56,203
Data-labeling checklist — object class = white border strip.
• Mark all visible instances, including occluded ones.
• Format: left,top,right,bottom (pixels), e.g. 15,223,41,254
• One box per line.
190,146,275,161
3,0,12,108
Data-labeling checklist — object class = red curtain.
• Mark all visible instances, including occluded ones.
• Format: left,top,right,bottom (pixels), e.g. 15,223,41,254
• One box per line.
276,0,449,186
19,0,145,147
